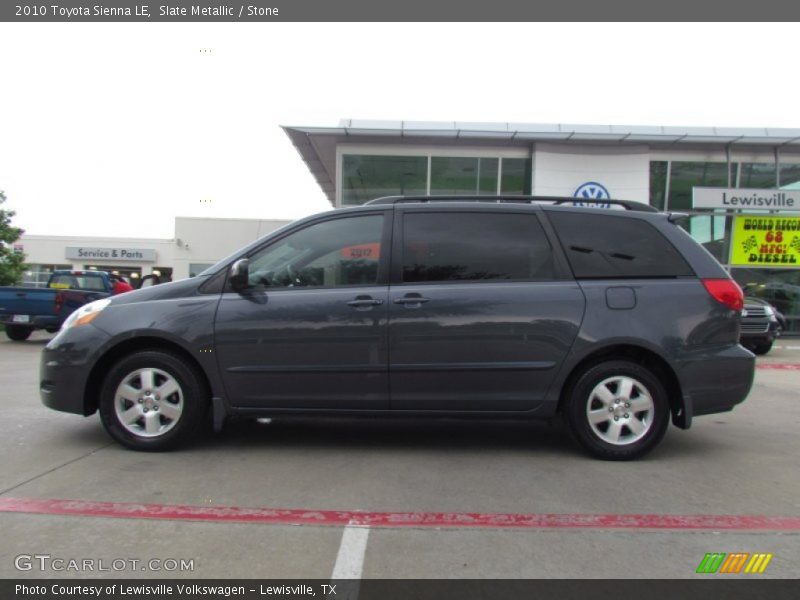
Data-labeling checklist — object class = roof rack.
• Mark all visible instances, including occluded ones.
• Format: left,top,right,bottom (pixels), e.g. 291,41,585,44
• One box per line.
364,195,659,213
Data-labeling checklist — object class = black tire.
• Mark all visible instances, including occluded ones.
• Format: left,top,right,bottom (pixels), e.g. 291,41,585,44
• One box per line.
5,325,33,341
99,350,209,451
564,360,670,461
749,341,773,356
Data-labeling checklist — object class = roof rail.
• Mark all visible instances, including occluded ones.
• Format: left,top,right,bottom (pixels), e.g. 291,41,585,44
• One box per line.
364,195,659,213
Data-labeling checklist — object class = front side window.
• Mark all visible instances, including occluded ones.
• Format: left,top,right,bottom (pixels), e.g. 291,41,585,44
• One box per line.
246,214,384,289
401,212,555,283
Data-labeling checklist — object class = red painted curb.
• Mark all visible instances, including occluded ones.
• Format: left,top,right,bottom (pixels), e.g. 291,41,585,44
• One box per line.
756,363,800,370
1,497,799,531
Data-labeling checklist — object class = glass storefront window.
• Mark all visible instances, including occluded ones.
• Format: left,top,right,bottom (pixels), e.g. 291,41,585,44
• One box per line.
667,162,729,209
649,161,668,210
780,164,800,189
501,158,532,195
732,268,800,334
653,161,800,206
739,163,777,189
342,155,427,205
430,157,498,195
21,264,72,288
341,154,531,204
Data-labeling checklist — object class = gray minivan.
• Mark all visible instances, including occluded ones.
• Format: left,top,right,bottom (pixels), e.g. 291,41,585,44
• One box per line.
40,197,755,460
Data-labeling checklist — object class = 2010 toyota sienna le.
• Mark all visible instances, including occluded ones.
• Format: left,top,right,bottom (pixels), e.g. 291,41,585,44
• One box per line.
40,196,755,460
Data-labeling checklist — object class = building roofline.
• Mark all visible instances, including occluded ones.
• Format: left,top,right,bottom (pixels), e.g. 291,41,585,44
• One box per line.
286,119,800,146
282,119,800,206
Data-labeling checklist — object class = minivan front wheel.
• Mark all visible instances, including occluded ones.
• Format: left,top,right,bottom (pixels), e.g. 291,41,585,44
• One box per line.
565,360,669,460
99,350,208,451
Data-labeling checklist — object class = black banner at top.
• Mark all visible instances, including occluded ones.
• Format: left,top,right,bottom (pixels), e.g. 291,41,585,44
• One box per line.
2,0,800,22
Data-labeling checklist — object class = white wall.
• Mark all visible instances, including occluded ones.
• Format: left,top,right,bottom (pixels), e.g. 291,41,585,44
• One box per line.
532,143,651,203
172,217,291,280
18,234,174,276
18,217,292,283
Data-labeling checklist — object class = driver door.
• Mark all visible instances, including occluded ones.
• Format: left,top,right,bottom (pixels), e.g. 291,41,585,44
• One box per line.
214,210,392,410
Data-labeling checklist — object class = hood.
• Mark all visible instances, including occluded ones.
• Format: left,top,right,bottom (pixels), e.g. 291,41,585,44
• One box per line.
108,276,208,305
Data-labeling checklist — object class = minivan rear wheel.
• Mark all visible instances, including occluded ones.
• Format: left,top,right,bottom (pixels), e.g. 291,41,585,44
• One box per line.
99,350,209,451
565,360,669,460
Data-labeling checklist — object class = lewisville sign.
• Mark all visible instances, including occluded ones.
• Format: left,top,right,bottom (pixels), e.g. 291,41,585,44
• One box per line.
693,187,799,210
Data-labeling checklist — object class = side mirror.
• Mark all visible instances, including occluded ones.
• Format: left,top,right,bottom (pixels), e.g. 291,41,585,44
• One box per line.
229,258,250,291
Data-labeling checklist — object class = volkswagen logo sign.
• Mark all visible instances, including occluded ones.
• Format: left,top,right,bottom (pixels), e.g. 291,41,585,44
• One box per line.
573,182,611,208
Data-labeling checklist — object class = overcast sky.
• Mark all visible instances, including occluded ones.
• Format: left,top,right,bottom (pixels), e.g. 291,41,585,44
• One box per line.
1,22,798,239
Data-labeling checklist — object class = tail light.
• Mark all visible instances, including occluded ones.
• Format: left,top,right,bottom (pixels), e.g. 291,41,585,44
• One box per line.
54,291,64,314
702,278,744,312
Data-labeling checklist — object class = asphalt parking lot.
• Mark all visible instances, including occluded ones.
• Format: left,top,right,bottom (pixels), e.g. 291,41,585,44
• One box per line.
0,332,799,579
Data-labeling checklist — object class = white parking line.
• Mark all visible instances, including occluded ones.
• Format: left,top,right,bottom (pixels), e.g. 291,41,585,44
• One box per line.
331,523,370,580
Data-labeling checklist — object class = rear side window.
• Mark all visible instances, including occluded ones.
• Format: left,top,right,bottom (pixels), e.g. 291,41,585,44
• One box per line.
547,212,694,279
402,212,555,283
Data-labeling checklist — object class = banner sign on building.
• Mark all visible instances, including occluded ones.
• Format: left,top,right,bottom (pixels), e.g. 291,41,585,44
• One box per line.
729,216,800,267
65,247,156,262
693,187,800,210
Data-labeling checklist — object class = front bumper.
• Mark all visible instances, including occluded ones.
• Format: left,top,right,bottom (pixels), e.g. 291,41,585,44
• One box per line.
40,325,111,415
676,344,755,426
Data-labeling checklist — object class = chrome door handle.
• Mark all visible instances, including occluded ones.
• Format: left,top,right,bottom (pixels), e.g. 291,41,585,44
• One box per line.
347,298,384,307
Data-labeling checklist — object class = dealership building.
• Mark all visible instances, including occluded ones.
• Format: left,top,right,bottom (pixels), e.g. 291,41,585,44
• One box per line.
18,216,291,287
18,119,800,333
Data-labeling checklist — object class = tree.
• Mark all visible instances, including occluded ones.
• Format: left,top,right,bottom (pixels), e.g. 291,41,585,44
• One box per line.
0,190,26,286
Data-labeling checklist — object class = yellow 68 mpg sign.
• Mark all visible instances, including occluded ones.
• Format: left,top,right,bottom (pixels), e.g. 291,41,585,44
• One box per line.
730,216,800,267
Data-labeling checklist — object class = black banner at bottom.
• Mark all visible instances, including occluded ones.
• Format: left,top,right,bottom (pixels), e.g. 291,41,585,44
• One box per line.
4,579,799,600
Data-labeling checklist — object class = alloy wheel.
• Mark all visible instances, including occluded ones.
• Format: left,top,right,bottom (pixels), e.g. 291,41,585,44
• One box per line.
585,375,654,446
113,368,184,438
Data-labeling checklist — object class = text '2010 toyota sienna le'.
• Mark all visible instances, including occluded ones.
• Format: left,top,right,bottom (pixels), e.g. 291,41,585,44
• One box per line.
40,196,755,460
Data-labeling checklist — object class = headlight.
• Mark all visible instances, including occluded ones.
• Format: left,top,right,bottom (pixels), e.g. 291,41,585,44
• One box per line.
61,298,113,330
764,305,775,317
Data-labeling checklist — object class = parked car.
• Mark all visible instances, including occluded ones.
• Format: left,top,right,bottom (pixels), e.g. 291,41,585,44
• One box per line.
0,271,163,341
0,270,115,341
39,197,755,460
740,297,782,355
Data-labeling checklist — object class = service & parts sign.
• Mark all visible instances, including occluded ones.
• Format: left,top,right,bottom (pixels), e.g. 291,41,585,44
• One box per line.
730,216,800,267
